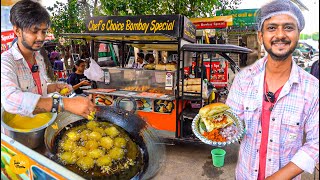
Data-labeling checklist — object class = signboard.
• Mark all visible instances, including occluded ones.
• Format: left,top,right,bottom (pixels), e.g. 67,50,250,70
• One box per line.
85,15,181,38
184,60,228,88
216,9,258,27
1,30,16,53
1,0,19,6
190,16,233,27
182,16,196,43
1,30,15,44
193,21,227,29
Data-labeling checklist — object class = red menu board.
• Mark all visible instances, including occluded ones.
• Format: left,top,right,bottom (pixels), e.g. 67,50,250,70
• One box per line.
184,60,228,88
1,30,16,53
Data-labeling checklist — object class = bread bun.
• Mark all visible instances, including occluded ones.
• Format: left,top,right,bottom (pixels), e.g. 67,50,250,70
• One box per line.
188,78,201,85
155,64,166,70
165,64,176,71
199,103,229,118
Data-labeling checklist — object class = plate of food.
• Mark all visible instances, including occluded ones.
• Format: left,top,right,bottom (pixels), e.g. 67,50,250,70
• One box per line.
192,103,245,147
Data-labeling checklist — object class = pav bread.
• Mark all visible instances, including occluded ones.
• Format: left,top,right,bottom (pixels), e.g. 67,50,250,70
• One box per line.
199,103,233,132
155,64,166,70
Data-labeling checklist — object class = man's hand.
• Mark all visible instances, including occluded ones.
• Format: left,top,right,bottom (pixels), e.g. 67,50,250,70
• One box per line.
56,83,73,95
47,83,73,95
265,162,303,180
63,95,95,118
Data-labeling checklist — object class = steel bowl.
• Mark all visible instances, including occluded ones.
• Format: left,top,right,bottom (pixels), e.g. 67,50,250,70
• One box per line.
1,108,57,149
44,106,166,180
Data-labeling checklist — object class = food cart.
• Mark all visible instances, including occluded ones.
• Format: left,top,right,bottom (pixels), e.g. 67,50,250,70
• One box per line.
61,15,251,142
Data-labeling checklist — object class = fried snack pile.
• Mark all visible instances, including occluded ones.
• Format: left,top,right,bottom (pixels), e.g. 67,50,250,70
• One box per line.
57,121,140,174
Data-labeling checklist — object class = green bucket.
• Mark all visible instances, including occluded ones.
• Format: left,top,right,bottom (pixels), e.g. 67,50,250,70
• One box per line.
211,148,226,167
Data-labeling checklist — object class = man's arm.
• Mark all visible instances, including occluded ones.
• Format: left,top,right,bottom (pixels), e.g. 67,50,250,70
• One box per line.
33,96,95,118
266,162,303,180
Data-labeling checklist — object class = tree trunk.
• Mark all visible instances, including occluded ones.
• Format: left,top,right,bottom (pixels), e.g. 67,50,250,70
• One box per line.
40,47,55,82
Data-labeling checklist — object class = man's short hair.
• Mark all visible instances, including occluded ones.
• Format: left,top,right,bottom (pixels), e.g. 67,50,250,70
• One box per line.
10,0,51,30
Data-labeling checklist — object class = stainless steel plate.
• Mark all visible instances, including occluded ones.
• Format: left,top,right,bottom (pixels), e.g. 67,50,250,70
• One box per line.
191,110,245,147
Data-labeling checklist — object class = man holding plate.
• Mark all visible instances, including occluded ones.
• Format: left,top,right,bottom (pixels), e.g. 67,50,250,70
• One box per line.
226,0,319,179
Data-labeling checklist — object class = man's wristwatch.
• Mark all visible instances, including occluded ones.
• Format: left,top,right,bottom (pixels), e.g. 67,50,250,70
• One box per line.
51,93,61,113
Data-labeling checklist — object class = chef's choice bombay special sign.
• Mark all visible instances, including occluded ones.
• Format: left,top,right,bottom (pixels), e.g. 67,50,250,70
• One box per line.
85,15,196,42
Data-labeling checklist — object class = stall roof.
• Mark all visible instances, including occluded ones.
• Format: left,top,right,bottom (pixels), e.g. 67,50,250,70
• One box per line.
60,33,178,43
181,44,252,54
61,32,181,51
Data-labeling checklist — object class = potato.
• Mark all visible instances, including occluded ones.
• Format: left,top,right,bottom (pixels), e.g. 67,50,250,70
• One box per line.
60,140,76,151
76,156,95,171
80,130,90,141
85,140,99,150
96,155,112,167
66,131,80,141
74,146,88,157
99,137,114,150
60,87,69,96
104,126,120,138
114,137,127,148
109,147,125,160
88,149,104,159
92,127,106,136
86,121,99,130
88,131,102,141
59,151,77,164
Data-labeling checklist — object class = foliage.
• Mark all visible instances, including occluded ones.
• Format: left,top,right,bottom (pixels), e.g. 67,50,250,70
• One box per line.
99,0,243,18
300,32,319,41
48,1,81,38
311,32,319,41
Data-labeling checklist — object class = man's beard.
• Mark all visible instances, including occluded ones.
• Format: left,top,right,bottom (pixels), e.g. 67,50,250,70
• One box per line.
264,39,297,61
21,33,44,51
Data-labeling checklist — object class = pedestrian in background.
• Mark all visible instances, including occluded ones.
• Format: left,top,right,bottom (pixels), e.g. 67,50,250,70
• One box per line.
67,59,92,95
310,60,319,79
240,42,248,67
310,40,319,79
226,0,319,179
1,0,95,118
135,52,146,69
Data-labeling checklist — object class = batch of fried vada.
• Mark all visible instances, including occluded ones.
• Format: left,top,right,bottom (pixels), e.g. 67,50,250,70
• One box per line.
57,120,141,175
198,103,238,142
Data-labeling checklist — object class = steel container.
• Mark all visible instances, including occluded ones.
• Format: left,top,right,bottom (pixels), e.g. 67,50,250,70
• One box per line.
1,108,57,149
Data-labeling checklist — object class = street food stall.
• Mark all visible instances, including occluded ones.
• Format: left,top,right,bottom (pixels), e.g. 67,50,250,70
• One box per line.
60,15,198,140
60,15,251,141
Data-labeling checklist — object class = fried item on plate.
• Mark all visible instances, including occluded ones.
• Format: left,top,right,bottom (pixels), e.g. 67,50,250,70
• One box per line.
199,103,234,132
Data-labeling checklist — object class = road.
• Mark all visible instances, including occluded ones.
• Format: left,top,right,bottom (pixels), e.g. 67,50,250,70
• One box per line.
152,141,318,180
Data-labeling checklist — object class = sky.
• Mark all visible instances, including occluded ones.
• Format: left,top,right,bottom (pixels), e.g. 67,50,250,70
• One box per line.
43,0,319,34
237,0,319,34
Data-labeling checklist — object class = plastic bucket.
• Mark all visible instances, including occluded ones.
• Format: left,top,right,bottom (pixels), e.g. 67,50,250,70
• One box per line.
211,148,226,167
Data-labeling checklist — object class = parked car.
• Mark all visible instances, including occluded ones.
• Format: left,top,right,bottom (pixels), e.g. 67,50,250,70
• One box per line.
296,42,316,59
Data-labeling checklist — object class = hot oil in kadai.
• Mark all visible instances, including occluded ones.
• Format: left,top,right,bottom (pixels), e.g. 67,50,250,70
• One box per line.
55,119,144,179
